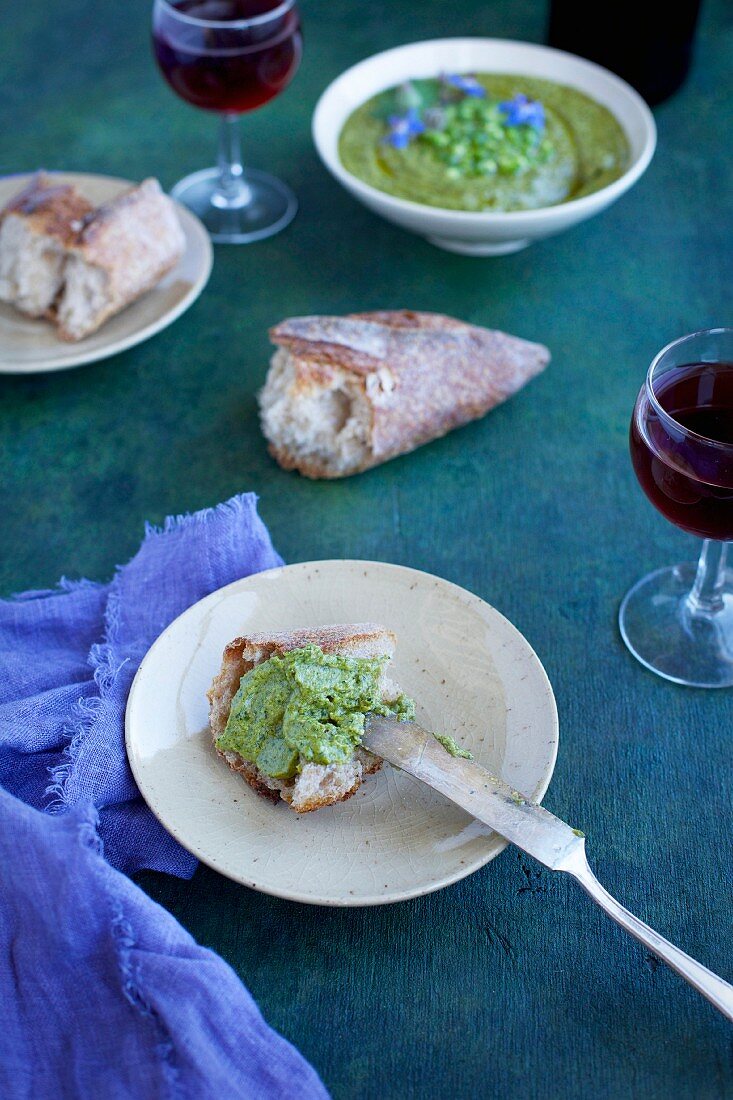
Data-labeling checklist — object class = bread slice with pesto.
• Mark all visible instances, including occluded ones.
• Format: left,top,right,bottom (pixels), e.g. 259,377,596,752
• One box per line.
207,623,411,813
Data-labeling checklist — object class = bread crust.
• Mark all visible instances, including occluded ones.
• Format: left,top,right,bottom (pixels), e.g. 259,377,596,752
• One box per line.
56,178,185,341
0,172,93,245
207,624,395,813
0,174,95,318
0,174,183,339
264,310,550,478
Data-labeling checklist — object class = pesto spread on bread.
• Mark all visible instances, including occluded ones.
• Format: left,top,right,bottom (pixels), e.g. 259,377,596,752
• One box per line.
216,644,415,780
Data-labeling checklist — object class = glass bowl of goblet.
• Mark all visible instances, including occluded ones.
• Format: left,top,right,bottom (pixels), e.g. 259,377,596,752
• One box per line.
620,327,733,687
152,0,302,243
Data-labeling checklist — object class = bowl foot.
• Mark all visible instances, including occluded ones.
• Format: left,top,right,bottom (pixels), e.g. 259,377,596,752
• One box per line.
426,235,531,256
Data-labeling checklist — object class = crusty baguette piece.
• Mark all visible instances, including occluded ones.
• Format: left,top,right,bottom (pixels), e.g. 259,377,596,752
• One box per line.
259,310,550,478
55,178,185,341
0,173,93,317
207,623,401,813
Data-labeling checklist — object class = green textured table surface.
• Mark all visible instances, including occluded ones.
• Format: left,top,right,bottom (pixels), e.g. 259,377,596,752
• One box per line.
2,1,733,1096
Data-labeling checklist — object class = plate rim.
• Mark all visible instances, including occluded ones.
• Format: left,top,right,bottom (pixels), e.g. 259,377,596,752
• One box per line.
0,170,213,374
125,559,559,906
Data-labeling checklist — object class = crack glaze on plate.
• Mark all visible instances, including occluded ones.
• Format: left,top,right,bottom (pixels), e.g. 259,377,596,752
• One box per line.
0,172,213,373
125,560,559,906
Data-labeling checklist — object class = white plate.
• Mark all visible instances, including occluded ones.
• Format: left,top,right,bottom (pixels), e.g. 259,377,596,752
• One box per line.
125,561,559,906
0,172,213,373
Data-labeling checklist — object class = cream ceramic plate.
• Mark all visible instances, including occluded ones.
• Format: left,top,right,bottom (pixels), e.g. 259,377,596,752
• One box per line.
0,172,213,373
126,561,558,906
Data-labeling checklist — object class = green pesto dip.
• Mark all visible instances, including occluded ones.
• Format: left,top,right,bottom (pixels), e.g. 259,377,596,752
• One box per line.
338,74,630,212
216,644,415,780
433,732,473,759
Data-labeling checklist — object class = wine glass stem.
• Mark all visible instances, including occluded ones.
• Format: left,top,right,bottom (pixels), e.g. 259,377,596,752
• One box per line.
686,539,728,616
213,113,252,211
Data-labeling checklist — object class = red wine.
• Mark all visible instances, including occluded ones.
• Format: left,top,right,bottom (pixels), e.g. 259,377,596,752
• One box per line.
153,0,302,114
630,362,733,540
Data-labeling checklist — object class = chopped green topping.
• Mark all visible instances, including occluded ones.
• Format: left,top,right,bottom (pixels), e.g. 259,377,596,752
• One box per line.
433,732,473,759
419,95,554,180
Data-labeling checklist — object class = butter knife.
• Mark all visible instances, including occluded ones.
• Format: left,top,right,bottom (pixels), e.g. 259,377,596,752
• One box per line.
364,716,733,1023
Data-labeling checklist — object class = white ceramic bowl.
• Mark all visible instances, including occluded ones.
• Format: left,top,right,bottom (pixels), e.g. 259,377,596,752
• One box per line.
313,37,656,256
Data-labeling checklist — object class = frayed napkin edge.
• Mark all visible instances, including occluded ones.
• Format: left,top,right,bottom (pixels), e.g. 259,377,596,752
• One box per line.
45,492,271,813
9,576,106,603
142,493,263,539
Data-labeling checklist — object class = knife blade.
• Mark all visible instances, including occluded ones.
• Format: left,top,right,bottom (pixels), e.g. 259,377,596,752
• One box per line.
363,715,583,871
363,714,733,1022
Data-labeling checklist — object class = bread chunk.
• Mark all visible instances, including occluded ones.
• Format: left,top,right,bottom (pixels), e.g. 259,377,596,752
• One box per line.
0,174,185,341
0,173,93,317
260,310,550,478
56,178,185,341
207,624,402,813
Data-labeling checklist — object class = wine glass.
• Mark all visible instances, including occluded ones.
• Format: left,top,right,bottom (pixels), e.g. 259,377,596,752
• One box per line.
152,0,302,244
620,328,733,687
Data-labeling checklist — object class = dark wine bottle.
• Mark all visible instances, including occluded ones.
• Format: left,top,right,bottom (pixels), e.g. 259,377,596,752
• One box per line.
547,0,702,106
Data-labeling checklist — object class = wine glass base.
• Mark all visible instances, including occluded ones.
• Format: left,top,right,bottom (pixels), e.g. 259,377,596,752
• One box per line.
619,561,733,687
170,167,297,244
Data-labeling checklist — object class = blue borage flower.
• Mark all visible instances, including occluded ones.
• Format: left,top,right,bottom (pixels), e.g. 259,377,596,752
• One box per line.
385,108,425,149
498,93,545,131
440,72,486,98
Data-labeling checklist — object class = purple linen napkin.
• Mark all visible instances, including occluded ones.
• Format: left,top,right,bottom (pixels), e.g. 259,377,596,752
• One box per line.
0,791,328,1100
0,493,282,876
0,494,329,1099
